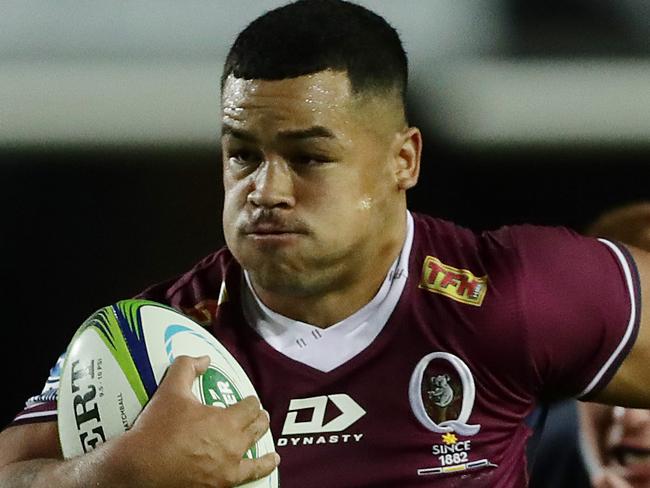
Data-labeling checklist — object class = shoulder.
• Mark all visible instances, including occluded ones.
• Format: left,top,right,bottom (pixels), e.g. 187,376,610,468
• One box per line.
409,213,528,292
409,212,548,265
409,212,621,319
408,213,638,398
412,212,608,276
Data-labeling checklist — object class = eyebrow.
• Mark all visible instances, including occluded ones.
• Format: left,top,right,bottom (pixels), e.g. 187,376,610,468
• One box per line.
221,124,336,141
221,125,258,142
278,126,336,140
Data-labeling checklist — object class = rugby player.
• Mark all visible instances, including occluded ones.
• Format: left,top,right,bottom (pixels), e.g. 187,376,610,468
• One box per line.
2,1,650,486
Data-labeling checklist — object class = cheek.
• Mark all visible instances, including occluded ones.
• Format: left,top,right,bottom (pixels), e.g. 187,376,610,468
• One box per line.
306,180,375,234
357,196,374,211
309,162,384,217
300,176,352,216
222,175,249,221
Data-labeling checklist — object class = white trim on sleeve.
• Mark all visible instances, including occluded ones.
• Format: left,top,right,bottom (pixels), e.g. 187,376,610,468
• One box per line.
13,409,57,422
578,239,637,397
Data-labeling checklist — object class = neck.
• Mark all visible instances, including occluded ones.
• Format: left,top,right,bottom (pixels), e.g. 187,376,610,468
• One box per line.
250,212,408,328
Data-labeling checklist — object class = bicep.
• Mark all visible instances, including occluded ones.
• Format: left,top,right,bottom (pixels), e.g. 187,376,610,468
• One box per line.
0,422,61,467
592,245,650,407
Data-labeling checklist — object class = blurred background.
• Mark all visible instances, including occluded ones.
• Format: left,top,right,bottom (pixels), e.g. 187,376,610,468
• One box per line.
1,0,649,436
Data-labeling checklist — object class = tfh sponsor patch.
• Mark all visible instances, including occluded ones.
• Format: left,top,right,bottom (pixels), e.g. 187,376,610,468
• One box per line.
419,256,488,306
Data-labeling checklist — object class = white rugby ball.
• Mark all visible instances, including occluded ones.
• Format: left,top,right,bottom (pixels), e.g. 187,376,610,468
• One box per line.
57,299,278,488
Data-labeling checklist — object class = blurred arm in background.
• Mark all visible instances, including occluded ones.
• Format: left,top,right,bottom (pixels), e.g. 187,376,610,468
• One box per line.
581,203,650,488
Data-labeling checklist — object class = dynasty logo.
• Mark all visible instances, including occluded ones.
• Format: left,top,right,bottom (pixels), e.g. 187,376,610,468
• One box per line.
278,394,366,447
419,256,488,306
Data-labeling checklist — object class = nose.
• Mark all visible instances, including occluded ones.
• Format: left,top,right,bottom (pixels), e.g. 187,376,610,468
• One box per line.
247,158,295,209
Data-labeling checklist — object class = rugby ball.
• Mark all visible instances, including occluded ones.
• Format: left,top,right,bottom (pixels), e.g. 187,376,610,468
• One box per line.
57,299,278,488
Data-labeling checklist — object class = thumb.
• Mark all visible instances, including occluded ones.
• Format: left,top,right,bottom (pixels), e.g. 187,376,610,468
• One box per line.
158,355,211,394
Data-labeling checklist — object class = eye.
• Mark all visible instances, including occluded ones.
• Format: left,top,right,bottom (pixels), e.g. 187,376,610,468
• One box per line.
291,154,334,166
228,149,262,166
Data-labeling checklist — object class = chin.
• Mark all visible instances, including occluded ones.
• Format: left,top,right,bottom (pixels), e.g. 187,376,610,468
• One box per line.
251,270,313,295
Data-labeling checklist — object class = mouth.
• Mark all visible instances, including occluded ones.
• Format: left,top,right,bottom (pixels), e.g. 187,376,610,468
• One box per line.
247,232,301,240
245,226,301,236
242,226,305,244
239,213,308,244
242,217,306,236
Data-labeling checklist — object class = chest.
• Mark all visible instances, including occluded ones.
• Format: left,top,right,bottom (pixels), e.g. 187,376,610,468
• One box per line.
219,313,534,487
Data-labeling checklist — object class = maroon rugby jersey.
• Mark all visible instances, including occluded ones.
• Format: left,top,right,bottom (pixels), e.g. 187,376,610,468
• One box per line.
14,213,640,487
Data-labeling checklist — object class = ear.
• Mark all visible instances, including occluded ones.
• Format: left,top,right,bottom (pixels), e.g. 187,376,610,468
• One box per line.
392,127,422,191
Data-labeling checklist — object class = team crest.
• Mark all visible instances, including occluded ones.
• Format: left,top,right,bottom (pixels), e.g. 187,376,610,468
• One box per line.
419,256,487,306
410,353,497,477
409,352,480,436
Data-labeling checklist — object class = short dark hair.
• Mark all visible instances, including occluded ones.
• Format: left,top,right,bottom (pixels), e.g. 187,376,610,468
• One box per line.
222,0,408,104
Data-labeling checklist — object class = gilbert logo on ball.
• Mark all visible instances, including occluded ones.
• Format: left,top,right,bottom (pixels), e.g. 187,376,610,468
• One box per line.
57,299,278,488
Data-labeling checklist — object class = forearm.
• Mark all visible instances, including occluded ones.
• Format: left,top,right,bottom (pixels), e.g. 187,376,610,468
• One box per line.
0,357,278,488
0,459,77,488
579,403,611,466
0,437,135,488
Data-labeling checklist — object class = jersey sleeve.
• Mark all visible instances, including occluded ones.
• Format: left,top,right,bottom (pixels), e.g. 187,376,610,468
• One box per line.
10,352,65,425
494,225,640,401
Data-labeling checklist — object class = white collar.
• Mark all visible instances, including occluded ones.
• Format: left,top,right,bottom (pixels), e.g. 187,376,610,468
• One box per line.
242,212,414,372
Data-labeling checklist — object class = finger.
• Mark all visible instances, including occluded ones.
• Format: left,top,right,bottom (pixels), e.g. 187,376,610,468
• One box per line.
158,355,210,394
234,452,280,485
240,409,270,448
226,396,263,424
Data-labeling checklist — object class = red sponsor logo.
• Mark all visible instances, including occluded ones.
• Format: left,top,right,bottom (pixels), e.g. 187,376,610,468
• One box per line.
419,257,488,306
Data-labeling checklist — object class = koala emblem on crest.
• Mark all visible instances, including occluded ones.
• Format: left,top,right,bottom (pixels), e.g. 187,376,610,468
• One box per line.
427,374,454,408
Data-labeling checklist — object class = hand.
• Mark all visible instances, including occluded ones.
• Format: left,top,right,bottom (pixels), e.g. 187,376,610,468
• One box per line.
120,355,279,488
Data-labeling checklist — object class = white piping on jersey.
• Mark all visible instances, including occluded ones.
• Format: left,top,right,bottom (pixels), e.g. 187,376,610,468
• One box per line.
242,212,414,373
579,238,637,398
13,409,57,422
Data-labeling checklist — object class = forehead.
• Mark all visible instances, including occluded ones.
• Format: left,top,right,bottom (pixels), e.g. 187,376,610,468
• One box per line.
221,71,355,133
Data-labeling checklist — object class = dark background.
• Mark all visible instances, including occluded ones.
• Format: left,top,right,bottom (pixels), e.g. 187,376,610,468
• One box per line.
2,141,649,428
